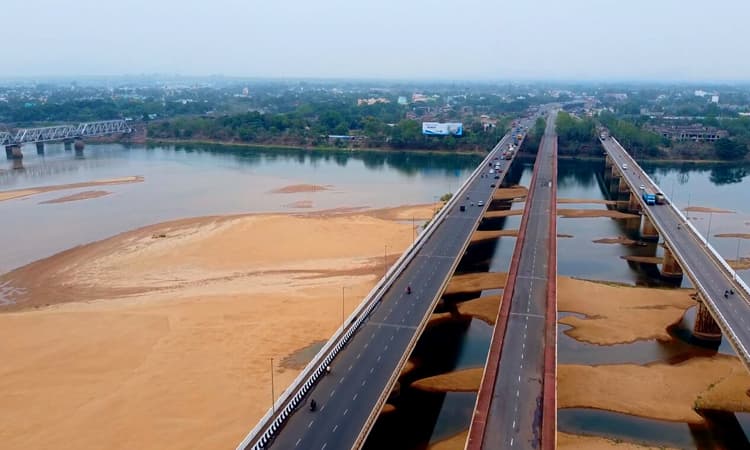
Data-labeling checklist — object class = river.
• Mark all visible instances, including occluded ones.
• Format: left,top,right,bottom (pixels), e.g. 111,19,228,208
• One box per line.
3,143,750,448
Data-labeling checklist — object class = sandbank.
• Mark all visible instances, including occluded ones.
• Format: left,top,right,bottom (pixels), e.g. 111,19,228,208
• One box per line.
558,355,750,423
558,432,678,450
483,209,522,218
728,257,750,270
39,190,111,204
715,233,750,239
558,209,640,219
558,276,694,345
456,295,502,325
284,199,313,208
269,183,332,194
593,236,639,245
444,272,507,295
470,229,519,242
557,198,617,205
685,206,735,213
0,176,144,203
411,368,483,393
492,186,528,201
620,255,663,264
0,206,421,449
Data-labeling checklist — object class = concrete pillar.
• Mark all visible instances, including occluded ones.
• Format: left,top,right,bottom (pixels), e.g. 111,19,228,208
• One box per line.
604,155,613,169
628,191,641,213
64,139,73,150
641,215,659,241
693,298,722,342
624,216,641,233
661,246,683,279
74,138,84,151
618,176,630,194
6,144,22,160
36,142,45,155
12,158,24,170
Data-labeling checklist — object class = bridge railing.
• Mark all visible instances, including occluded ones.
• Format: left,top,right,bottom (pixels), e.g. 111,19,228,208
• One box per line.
609,136,750,298
236,130,519,450
2,120,131,145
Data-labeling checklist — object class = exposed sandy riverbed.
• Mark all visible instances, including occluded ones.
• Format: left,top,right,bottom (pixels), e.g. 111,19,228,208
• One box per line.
0,204,433,450
0,176,144,202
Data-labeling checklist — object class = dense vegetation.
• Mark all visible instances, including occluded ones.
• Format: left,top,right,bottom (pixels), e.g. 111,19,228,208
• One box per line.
147,103,513,152
554,112,597,155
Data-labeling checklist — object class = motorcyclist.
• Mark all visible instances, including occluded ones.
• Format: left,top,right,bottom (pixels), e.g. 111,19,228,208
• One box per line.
310,399,317,411
406,285,412,295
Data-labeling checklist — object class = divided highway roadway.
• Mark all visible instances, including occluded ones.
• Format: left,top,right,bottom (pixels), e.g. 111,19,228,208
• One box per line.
602,137,750,367
473,111,557,449
241,122,534,450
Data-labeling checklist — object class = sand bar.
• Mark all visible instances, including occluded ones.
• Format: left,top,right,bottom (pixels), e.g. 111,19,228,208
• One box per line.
558,276,694,345
470,229,519,242
456,295,501,325
39,190,111,204
411,368,483,393
558,355,750,423
557,198,616,205
493,186,528,201
269,183,332,194
483,209,522,218
0,176,144,203
444,272,507,295
0,205,432,450
558,432,678,450
558,209,640,219
685,206,735,213
715,233,750,239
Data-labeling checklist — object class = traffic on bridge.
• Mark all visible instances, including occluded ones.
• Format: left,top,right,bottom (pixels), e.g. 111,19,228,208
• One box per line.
601,134,750,369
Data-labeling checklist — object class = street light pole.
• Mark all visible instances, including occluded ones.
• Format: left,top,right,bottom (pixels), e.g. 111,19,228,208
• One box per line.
271,358,276,414
384,244,388,276
342,286,345,331
706,212,713,246
736,239,742,281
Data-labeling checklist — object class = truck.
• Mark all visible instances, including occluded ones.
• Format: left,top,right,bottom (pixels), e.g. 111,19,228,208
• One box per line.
655,192,666,205
642,189,656,205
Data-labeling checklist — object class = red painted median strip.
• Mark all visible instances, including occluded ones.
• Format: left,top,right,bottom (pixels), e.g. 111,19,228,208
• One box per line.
466,136,547,450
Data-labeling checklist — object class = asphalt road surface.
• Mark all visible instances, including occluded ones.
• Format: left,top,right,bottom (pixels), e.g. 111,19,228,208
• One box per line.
245,121,535,450
602,137,750,365
479,112,556,449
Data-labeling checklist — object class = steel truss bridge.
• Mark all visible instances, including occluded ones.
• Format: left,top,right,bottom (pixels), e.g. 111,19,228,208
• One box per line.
1,120,131,146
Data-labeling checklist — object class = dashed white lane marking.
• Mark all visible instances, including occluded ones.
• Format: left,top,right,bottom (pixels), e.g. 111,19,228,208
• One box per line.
296,438,302,447
332,424,338,433
308,420,314,429
329,390,335,397
353,393,358,400
322,443,327,450
343,408,349,416
370,367,374,374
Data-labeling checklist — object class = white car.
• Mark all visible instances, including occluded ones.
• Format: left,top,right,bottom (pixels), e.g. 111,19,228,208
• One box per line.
477,200,484,207
639,184,645,190
622,163,628,169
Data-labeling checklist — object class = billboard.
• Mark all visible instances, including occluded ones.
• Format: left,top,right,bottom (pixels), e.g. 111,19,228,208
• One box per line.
422,122,463,136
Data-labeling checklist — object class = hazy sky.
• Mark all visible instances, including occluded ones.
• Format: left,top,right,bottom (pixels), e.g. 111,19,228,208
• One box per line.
2,0,748,81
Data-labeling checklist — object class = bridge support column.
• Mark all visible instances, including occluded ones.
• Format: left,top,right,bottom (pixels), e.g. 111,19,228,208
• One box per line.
618,176,630,195
624,216,641,233
64,139,73,151
5,144,22,160
36,142,45,155
628,191,641,213
693,297,722,342
74,138,84,151
641,215,659,241
660,246,683,279
605,154,613,169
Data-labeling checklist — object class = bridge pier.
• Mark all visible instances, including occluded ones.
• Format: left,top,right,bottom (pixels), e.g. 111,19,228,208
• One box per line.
627,191,641,213
36,142,45,155
641,215,659,241
5,144,22,160
660,246,684,279
604,154,614,169
618,176,629,194
64,139,73,151
693,297,722,342
624,216,641,233
74,138,84,151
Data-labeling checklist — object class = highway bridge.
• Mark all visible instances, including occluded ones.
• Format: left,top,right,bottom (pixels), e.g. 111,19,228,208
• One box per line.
236,120,535,450
467,111,558,450
601,134,750,368
3,120,131,159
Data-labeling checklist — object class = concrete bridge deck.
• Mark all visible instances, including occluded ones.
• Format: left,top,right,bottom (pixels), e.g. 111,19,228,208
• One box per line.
467,110,558,450
236,119,536,450
602,135,750,369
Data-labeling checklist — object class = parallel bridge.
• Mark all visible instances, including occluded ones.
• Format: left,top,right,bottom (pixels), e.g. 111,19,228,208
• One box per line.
4,120,131,159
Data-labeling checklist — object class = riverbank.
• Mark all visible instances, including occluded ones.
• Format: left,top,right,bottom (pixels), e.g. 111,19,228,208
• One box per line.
0,204,432,450
147,138,488,156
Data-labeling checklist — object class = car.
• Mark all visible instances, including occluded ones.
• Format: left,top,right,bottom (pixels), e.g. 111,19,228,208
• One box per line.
494,175,500,179
622,163,628,169
490,184,496,188
477,200,484,206
489,169,495,174
639,184,645,190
